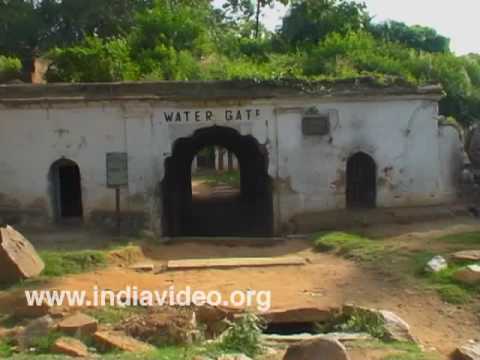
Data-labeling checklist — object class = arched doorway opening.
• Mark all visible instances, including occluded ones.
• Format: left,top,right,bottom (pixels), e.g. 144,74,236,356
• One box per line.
50,159,83,221
162,126,273,237
346,152,376,209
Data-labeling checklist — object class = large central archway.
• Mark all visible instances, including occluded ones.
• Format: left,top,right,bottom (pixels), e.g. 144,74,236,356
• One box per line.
161,126,273,237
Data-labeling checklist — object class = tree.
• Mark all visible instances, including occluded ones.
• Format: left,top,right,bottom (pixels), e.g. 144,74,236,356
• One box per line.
224,0,289,38
0,0,153,80
46,37,139,82
368,21,450,53
280,0,369,47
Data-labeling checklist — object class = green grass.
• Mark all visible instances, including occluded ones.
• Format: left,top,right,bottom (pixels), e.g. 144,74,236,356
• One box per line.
353,340,440,360
312,231,385,262
84,306,146,326
436,232,480,246
193,170,240,188
311,231,480,305
40,250,107,277
0,341,13,358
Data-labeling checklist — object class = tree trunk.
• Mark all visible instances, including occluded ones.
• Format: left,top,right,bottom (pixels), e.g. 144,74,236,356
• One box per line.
20,56,35,83
255,0,261,38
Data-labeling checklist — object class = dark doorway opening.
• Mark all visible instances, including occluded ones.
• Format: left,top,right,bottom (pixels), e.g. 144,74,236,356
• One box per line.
50,159,83,220
346,152,376,209
162,126,273,237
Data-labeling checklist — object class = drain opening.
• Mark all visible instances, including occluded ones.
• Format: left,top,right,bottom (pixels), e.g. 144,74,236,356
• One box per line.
263,322,318,335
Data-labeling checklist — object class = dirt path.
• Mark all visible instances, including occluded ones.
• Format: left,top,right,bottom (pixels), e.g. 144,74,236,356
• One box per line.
2,216,480,358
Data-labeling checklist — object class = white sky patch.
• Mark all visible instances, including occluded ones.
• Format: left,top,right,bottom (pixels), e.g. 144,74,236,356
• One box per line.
213,0,479,55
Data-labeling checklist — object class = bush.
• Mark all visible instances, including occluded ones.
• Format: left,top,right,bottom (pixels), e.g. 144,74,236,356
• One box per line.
46,37,140,82
219,313,264,357
335,310,386,339
0,55,21,83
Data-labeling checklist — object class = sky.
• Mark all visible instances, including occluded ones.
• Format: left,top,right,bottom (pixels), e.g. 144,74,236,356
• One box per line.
213,0,480,55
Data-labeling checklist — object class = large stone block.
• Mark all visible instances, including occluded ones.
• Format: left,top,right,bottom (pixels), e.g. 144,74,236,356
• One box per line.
0,225,44,283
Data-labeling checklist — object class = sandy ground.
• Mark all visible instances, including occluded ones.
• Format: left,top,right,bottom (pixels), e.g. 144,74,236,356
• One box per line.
2,216,480,359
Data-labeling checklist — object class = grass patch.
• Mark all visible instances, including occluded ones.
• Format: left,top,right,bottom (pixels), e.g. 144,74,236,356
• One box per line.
312,232,384,262
193,170,240,188
40,250,107,277
84,306,146,326
311,231,480,305
0,341,13,358
436,232,480,246
29,331,63,354
353,340,440,360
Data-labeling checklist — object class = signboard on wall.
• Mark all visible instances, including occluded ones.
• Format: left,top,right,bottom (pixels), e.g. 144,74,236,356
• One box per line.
106,152,128,188
302,114,330,136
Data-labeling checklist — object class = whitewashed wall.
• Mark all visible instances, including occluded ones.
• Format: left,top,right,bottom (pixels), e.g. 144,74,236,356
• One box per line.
0,95,463,235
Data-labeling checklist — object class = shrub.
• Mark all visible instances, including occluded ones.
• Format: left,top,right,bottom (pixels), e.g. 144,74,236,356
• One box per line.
0,55,21,83
46,37,140,82
219,312,264,357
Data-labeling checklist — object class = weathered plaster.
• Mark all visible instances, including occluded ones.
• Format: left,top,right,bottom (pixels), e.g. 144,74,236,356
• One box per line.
0,81,462,236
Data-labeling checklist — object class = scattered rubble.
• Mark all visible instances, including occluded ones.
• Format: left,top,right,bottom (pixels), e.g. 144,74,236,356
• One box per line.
195,305,234,338
425,256,448,273
452,250,480,261
454,265,480,285
52,337,89,357
454,342,480,360
94,330,153,353
0,225,44,283
117,308,199,345
283,337,350,360
18,315,55,349
57,313,98,337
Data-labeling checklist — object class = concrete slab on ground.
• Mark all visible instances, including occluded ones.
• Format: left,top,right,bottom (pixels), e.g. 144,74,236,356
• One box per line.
167,256,306,270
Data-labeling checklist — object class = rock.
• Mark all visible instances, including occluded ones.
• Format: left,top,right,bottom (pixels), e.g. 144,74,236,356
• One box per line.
379,310,415,343
217,355,252,360
343,305,415,343
18,315,55,349
195,305,233,338
452,250,480,261
128,262,155,272
57,313,98,337
283,338,350,360
425,256,448,273
454,265,480,285
0,326,25,343
0,225,44,283
262,333,372,345
52,337,89,357
94,330,153,353
454,342,480,360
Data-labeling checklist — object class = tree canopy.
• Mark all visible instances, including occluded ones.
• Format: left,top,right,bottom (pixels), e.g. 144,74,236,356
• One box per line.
0,0,479,125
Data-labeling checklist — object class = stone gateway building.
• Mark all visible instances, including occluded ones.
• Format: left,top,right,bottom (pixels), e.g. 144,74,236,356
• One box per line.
0,80,463,237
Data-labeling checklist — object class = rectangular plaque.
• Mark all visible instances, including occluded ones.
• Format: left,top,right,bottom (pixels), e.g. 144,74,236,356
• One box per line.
106,152,128,187
302,115,330,135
